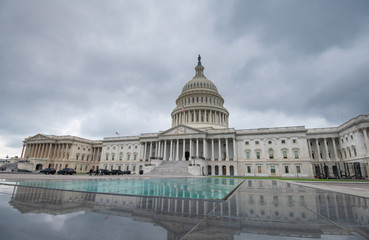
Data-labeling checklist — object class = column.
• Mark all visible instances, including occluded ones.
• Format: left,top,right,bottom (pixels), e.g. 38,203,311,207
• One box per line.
324,138,330,160
176,139,179,161
169,140,173,161
315,139,321,161
143,142,147,160
225,138,229,161
34,144,40,158
203,139,206,160
158,141,161,158
218,138,222,161
332,138,338,160
41,143,46,158
21,145,25,158
211,139,215,161
189,139,192,159
233,138,237,160
48,144,53,159
164,140,167,160
196,138,199,157
155,142,158,157
182,139,186,161
149,142,153,159
362,129,369,156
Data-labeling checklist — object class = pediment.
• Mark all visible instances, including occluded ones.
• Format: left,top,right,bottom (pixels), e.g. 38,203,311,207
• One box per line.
27,134,52,141
159,125,204,137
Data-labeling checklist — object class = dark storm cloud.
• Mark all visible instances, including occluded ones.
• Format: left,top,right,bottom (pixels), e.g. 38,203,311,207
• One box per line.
212,0,369,54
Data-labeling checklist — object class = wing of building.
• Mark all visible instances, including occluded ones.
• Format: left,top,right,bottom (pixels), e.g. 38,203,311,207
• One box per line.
17,56,369,178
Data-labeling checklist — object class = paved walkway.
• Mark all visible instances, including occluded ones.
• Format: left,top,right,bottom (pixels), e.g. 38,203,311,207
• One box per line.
284,180,369,198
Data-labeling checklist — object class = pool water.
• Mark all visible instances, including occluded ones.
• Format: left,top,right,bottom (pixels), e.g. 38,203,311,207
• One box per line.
16,177,244,200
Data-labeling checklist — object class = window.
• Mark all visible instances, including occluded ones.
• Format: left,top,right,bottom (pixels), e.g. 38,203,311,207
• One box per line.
247,166,251,173
119,152,123,160
351,135,354,140
269,148,274,159
283,151,287,159
76,154,79,160
256,151,260,159
134,154,137,160
293,139,297,144
268,141,272,144
294,150,299,159
255,141,259,145
285,166,289,173
105,153,109,161
127,154,130,160
81,155,84,161
113,146,116,150
296,166,301,174
354,148,357,156
281,140,286,144
246,152,250,160
112,154,115,161
245,141,249,145
271,166,276,174
260,195,264,204
257,166,262,173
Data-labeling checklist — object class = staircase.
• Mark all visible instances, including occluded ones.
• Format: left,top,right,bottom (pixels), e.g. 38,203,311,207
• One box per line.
146,161,191,176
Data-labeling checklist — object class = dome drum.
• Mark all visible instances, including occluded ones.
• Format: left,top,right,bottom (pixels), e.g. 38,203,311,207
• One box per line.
171,56,229,129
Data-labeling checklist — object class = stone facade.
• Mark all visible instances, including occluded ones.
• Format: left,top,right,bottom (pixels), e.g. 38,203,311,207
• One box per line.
20,134,102,172
16,57,369,177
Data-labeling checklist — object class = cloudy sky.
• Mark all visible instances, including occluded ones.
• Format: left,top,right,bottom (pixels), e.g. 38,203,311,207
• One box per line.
1,0,369,158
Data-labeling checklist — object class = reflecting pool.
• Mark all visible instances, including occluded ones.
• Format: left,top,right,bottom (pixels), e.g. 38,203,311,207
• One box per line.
10,177,244,200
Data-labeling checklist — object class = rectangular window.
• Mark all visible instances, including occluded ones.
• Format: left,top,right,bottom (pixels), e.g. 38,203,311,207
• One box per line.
247,166,251,173
294,151,299,159
246,152,250,159
283,151,287,159
255,141,259,145
119,152,123,160
270,166,276,174
256,152,260,159
281,140,286,144
257,165,262,173
134,154,137,160
245,141,249,145
260,195,264,204
285,166,289,173
112,154,115,161
296,166,301,174
269,149,274,159
293,139,297,144
127,154,130,160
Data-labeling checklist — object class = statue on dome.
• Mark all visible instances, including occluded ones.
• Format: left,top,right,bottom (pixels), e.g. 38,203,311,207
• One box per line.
198,54,201,65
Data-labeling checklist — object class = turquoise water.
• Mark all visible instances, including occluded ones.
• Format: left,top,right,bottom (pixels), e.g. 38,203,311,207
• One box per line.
17,177,244,200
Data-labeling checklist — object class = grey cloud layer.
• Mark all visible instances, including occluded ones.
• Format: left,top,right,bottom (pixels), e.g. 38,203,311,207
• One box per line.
0,0,368,157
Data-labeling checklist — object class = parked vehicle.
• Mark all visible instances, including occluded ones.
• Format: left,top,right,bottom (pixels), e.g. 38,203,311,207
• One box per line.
111,170,124,175
123,170,131,175
40,168,56,175
100,169,111,175
17,169,31,173
57,168,76,175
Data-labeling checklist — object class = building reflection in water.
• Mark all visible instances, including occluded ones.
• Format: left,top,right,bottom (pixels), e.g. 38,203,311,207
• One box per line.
8,180,369,239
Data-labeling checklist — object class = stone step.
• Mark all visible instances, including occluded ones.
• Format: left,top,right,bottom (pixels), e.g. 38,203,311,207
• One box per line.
147,161,191,176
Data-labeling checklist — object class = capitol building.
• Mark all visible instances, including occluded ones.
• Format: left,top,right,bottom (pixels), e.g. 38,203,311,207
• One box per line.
17,56,369,179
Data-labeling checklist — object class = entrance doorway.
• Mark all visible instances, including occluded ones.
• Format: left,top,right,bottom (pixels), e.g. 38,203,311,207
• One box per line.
208,166,212,175
185,151,190,161
36,164,43,170
222,165,226,175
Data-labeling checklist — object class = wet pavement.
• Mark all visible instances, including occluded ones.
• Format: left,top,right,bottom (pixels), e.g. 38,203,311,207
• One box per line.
0,174,368,239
